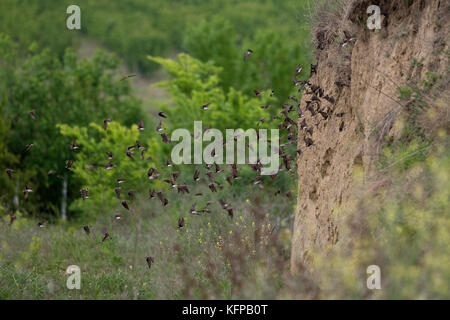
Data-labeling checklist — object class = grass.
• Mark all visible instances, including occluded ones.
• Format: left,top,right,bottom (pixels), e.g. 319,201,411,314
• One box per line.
0,189,298,299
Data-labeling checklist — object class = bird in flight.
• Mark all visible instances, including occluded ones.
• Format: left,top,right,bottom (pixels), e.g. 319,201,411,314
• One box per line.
146,256,154,269
138,120,145,131
178,217,184,229
68,139,79,150
24,143,34,153
201,103,211,110
121,200,130,211
80,188,90,200
102,232,110,242
5,168,13,180
243,49,253,61
103,119,111,130
119,74,136,81
29,109,37,120
114,187,121,199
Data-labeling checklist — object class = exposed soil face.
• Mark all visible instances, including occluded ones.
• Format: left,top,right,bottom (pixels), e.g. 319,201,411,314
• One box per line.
291,0,449,272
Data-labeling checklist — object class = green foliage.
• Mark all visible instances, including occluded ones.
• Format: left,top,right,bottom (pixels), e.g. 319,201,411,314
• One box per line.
0,0,75,59
58,122,161,218
148,53,273,132
0,0,311,74
0,34,144,216
184,17,312,106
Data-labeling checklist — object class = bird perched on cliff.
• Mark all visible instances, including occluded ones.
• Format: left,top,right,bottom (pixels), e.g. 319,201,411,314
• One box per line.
341,30,356,47
310,62,318,76
304,136,314,147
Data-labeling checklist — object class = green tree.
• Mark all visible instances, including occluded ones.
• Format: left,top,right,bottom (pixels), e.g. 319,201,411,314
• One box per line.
58,121,162,219
183,17,312,107
0,34,144,218
148,53,273,133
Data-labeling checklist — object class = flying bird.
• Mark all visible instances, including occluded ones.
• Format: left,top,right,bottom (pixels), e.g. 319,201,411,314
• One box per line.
138,120,145,131
201,103,211,110
189,203,199,215
103,119,111,130
157,191,168,206
5,168,13,180
29,109,37,120
121,200,130,211
119,74,136,81
147,168,160,180
160,133,171,144
156,121,164,132
158,111,167,118
193,169,200,182
244,49,253,61
23,183,33,200
9,212,16,225
104,161,115,170
178,217,184,229
146,256,154,269
80,188,90,200
24,143,34,153
208,183,217,193
68,139,79,150
102,232,110,242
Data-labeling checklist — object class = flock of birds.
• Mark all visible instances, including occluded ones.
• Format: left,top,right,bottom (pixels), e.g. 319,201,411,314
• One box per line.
4,42,349,269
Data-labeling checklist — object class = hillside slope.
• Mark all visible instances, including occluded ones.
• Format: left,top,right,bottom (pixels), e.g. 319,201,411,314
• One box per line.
291,0,449,271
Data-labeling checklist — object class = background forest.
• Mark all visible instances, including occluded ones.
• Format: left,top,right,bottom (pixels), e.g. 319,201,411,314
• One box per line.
0,0,448,299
